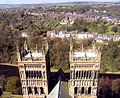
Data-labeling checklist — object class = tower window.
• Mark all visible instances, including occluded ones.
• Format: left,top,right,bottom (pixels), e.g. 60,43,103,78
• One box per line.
28,87,32,94
26,71,28,78
34,87,38,94
43,71,45,78
31,71,33,78
40,87,44,94
84,71,86,78
76,71,78,79
34,71,37,78
89,71,91,79
38,71,42,78
79,71,81,78
81,71,83,78
74,87,77,94
86,71,89,79
36,71,39,78
81,87,84,94
88,87,91,94
25,71,42,78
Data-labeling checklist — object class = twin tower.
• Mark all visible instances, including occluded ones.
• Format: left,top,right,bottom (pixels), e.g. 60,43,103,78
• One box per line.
17,38,101,98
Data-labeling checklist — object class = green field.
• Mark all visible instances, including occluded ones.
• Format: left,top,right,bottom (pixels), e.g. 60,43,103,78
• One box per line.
1,92,23,98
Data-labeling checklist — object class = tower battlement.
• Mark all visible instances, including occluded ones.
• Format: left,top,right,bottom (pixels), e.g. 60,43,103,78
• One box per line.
19,50,45,62
17,38,48,62
73,50,101,62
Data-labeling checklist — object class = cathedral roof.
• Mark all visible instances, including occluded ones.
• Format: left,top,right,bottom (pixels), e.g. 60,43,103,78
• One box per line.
22,50,43,60
74,51,96,58
24,52,42,58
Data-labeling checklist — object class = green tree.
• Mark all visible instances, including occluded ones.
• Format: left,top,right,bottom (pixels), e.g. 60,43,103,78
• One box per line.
0,75,6,91
101,41,119,72
112,26,118,33
112,79,120,98
98,77,112,98
49,38,69,71
5,76,21,94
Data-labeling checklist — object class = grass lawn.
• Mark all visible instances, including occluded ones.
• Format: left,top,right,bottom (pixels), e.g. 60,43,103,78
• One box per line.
1,92,23,98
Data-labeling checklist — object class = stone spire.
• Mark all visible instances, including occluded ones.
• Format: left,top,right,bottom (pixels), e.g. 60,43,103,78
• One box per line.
70,37,73,51
92,40,96,52
35,44,38,52
24,38,28,50
92,44,95,52
42,38,49,53
16,45,21,62
81,43,84,52
45,40,49,52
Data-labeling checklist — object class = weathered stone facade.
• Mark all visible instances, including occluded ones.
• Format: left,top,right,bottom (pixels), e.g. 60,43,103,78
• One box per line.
17,38,49,98
17,37,101,98
69,39,101,98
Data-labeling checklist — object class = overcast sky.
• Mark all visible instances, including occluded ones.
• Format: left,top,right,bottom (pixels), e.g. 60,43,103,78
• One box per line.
0,0,119,4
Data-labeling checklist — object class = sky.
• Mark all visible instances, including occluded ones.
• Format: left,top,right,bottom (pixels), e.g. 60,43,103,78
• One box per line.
0,0,119,4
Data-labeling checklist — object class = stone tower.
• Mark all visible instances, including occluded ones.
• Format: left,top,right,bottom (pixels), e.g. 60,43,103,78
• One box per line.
17,38,49,98
69,39,101,98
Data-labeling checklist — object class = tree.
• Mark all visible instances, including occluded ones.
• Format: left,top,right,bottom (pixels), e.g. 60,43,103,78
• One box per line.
112,26,118,33
0,75,6,91
49,38,69,71
97,24,106,34
98,77,112,98
112,79,120,98
5,76,21,94
101,41,119,72
72,19,88,31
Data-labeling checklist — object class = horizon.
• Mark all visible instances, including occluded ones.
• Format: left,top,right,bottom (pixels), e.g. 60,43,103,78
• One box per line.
0,0,120,4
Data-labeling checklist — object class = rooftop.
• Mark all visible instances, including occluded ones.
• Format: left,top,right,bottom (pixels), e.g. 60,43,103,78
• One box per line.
22,50,43,61
74,51,96,58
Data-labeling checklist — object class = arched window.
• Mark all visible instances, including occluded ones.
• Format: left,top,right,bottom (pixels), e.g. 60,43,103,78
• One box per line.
84,71,86,78
31,71,33,78
76,71,78,79
26,71,28,78
36,71,39,78
86,71,89,79
94,71,98,79
81,71,83,78
81,87,84,94
34,87,38,94
29,71,31,78
74,87,77,94
28,71,31,78
40,87,44,94
34,71,36,78
79,71,81,78
89,71,91,79
43,71,45,78
38,71,42,78
28,87,32,94
88,87,91,94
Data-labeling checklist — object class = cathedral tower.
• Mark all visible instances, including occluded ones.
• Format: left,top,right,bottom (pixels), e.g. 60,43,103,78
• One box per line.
17,38,49,98
69,39,101,98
